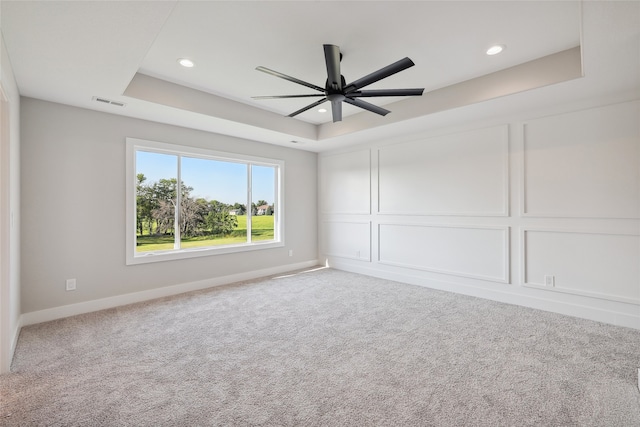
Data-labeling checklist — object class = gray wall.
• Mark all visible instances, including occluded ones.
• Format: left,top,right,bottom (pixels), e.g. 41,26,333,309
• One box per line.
1,29,21,373
21,98,317,313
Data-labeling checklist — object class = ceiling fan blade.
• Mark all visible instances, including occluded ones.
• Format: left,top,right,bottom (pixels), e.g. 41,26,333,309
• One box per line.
344,57,415,93
330,98,343,123
287,98,328,118
346,88,424,97
252,94,326,99
323,44,343,91
256,66,325,93
343,97,391,116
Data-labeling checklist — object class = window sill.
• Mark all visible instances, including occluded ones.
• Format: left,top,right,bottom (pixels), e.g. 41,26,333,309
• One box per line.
126,240,284,265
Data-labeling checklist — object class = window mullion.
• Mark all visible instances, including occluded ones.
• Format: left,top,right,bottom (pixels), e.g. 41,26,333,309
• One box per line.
273,166,279,240
247,164,252,243
174,155,181,249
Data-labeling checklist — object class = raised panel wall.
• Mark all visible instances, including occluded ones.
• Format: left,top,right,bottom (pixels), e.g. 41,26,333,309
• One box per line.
319,100,640,329
319,149,370,214
522,229,640,304
322,221,371,261
522,101,640,218
378,125,509,216
378,223,509,283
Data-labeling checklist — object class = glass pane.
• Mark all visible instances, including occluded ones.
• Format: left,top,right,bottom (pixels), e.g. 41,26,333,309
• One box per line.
251,165,276,242
135,151,178,252
180,157,247,248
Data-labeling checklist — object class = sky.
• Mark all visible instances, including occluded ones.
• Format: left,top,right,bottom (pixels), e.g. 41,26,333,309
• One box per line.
136,151,275,205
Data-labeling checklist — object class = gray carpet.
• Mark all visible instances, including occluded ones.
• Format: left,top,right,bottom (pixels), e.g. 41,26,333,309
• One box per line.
2,267,639,426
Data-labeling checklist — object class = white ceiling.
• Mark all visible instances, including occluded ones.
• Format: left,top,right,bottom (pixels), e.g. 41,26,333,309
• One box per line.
1,1,639,152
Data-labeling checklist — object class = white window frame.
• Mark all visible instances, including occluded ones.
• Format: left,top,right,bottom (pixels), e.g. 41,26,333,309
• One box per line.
126,138,284,265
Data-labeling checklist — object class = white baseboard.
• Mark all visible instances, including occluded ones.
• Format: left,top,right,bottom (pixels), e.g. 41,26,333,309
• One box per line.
20,260,319,327
19,258,639,331
0,315,23,373
12,315,22,353
328,259,640,331
0,316,22,373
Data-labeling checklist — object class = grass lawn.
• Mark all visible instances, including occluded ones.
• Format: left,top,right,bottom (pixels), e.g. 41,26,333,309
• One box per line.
136,215,274,252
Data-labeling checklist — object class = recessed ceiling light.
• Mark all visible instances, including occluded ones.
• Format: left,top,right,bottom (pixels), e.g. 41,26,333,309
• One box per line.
486,45,505,56
318,108,327,113
178,58,195,68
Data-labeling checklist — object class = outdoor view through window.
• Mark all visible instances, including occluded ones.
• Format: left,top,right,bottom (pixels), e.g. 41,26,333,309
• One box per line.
133,144,280,256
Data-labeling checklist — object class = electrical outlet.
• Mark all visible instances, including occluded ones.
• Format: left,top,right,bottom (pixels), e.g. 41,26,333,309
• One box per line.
356,250,361,258
66,279,76,291
544,275,555,287
288,250,293,257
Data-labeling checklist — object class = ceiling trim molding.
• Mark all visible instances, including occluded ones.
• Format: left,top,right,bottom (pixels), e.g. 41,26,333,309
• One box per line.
123,73,318,141
124,47,582,144
318,46,583,140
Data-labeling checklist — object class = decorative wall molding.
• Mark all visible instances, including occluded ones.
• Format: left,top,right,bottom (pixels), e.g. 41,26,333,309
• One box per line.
319,149,371,215
325,258,640,331
377,125,509,217
378,222,510,283
520,100,640,219
321,220,371,261
520,227,640,305
318,100,640,331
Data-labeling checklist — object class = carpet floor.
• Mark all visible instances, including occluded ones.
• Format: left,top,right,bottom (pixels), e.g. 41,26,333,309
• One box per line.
1,267,639,426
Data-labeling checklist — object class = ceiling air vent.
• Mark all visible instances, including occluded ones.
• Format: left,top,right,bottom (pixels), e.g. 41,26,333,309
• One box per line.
92,96,126,107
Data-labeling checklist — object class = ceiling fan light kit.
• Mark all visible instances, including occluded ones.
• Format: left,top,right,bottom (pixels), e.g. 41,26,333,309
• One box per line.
253,44,425,123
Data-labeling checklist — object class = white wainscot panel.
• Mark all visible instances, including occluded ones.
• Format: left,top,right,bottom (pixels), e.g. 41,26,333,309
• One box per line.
378,125,508,216
523,229,640,304
319,150,370,214
322,221,371,261
523,101,640,218
378,223,509,283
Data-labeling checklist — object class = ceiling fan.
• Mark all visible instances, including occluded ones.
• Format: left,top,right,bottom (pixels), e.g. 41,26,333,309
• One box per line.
253,44,424,123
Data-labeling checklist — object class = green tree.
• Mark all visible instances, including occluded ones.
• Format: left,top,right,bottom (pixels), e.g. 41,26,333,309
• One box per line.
150,178,193,235
180,197,208,237
205,210,238,235
232,202,246,215
152,199,175,235
208,199,226,214
136,174,149,235
137,175,242,239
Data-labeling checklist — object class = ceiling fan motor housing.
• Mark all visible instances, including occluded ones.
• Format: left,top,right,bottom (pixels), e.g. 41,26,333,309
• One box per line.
326,76,347,96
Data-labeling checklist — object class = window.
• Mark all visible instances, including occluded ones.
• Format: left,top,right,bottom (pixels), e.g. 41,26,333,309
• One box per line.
126,138,283,264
